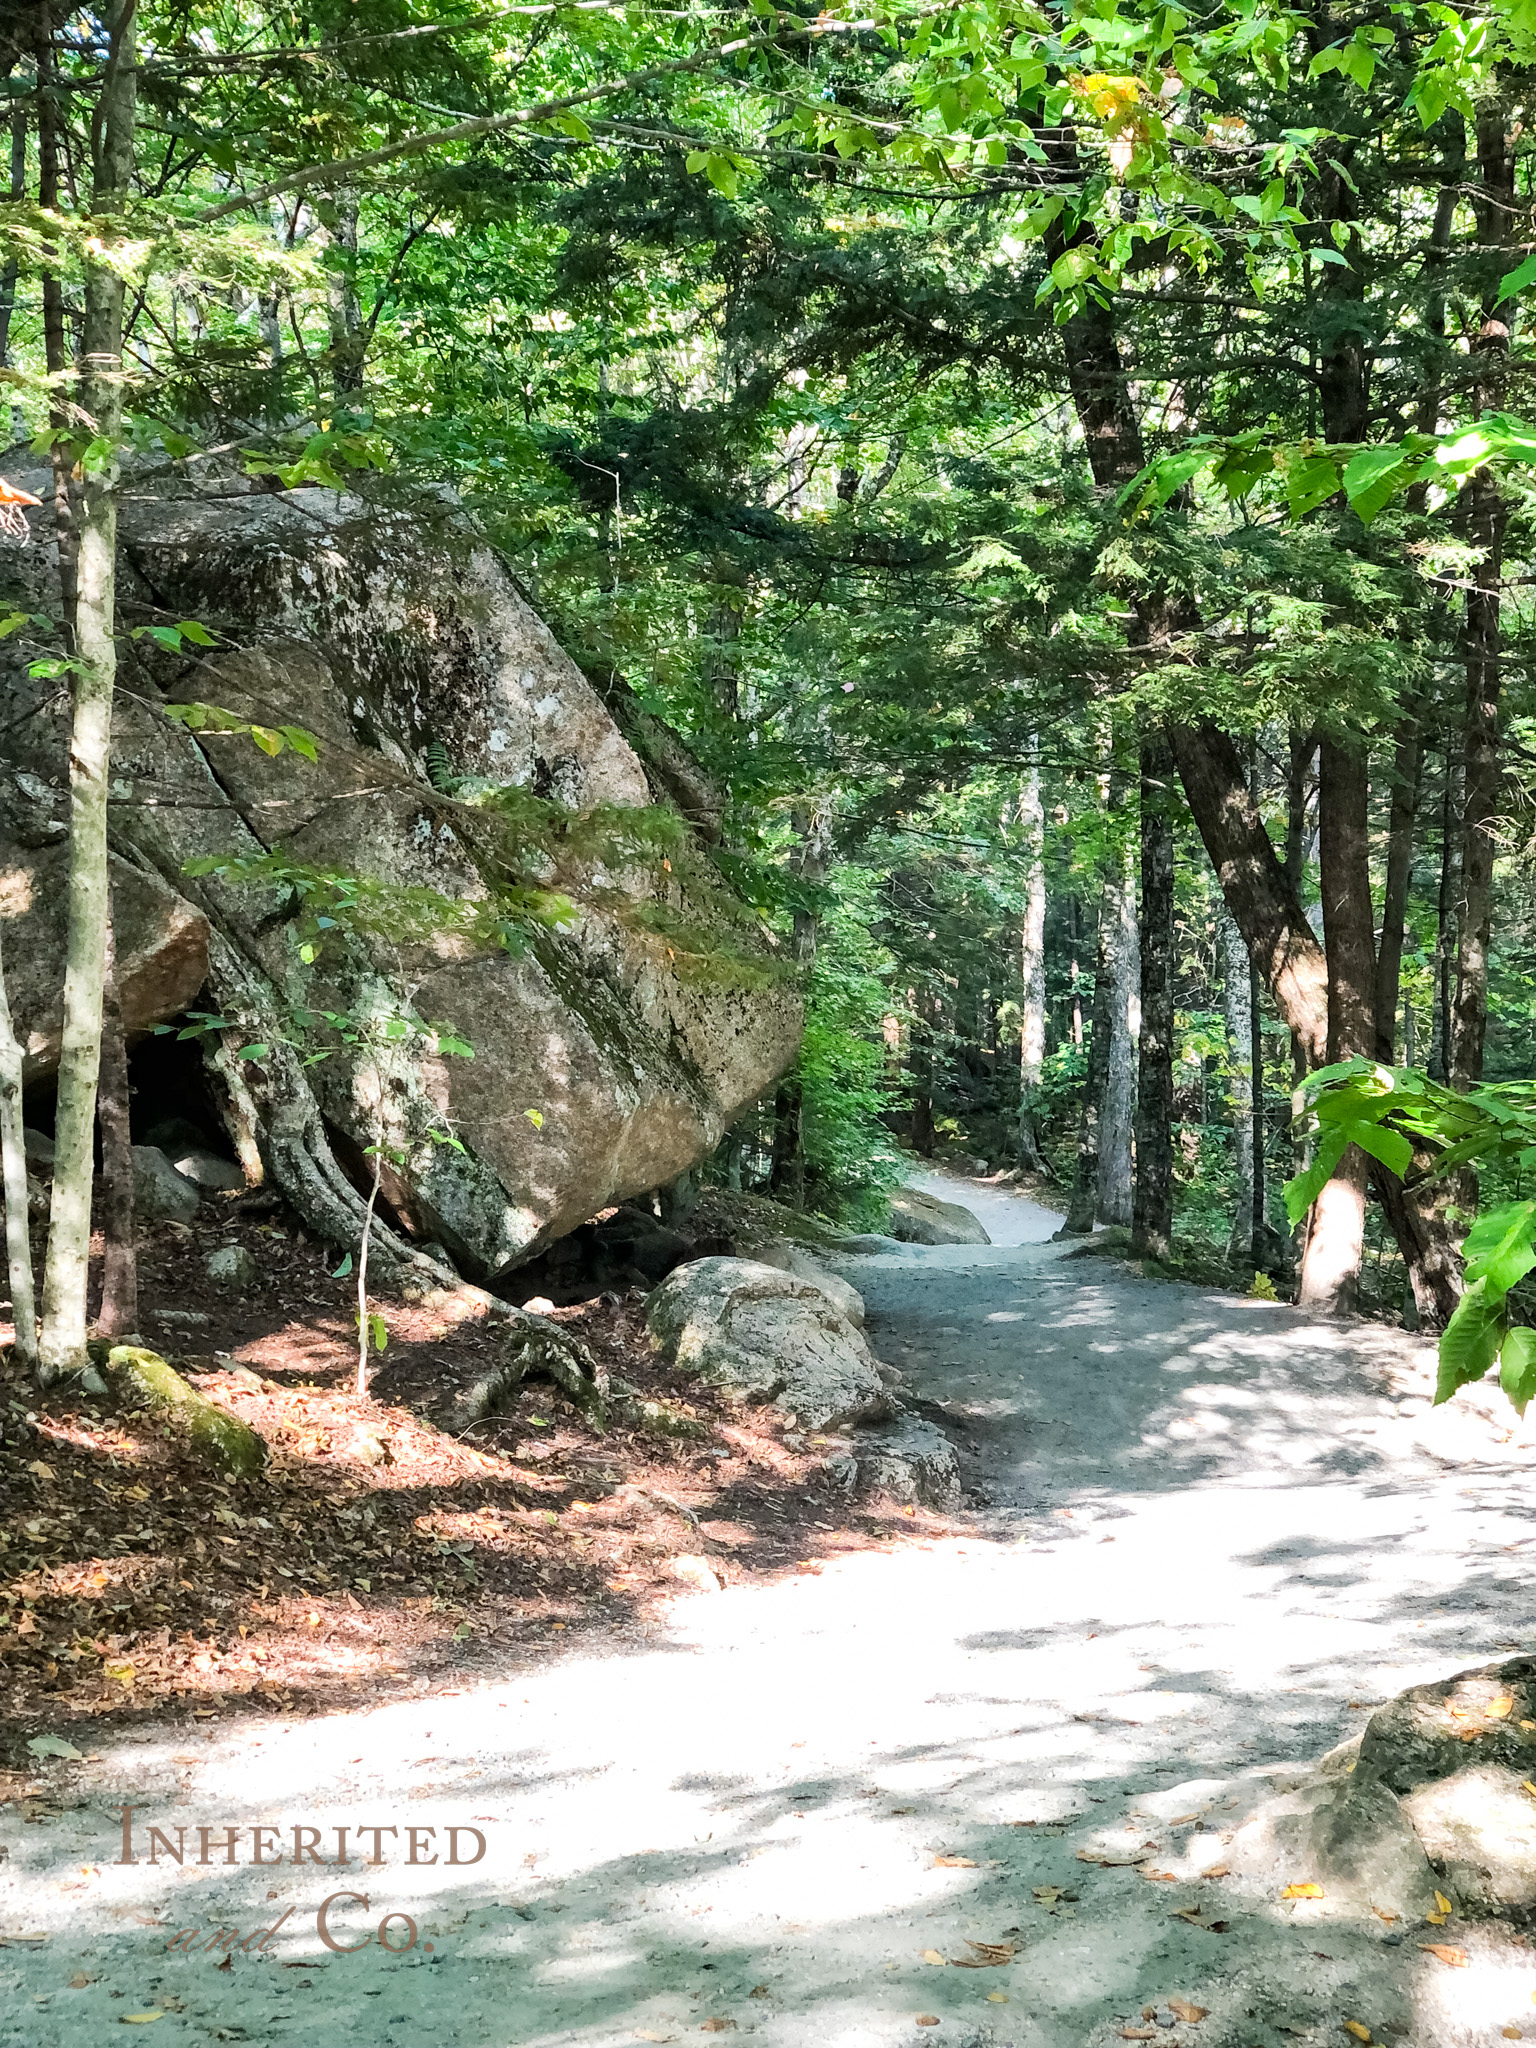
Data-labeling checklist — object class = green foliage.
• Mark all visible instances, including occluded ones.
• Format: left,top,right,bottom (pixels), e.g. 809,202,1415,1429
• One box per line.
1291,1063,1536,1414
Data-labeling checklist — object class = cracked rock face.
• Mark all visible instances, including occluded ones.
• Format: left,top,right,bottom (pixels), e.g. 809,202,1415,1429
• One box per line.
646,1256,894,1432
0,477,800,1280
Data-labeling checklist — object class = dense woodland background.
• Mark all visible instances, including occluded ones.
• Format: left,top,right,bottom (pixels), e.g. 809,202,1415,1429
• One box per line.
8,0,1536,1357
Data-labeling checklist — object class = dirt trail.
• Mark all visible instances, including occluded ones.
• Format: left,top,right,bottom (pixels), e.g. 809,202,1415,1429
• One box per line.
4,1174,1535,2046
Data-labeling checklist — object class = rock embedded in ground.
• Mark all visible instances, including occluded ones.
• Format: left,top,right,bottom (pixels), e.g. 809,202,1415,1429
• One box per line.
168,1148,246,1192
1230,1653,1536,1921
886,1186,991,1246
22,1127,52,1167
646,1256,893,1432
104,1345,267,1479
132,1144,201,1225
825,1414,961,1510
204,1243,257,1290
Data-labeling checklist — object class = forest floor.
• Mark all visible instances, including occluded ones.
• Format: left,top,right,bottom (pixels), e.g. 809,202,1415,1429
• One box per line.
4,1172,1536,2046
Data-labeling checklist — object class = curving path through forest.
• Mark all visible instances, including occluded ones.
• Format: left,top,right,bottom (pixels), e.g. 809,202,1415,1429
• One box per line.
5,1172,1536,2046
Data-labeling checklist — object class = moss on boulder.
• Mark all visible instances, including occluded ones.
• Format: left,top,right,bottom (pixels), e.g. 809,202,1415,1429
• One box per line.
106,1346,268,1480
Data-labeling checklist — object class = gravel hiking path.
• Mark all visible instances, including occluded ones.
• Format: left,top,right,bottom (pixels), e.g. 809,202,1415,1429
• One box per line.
4,1172,1535,2047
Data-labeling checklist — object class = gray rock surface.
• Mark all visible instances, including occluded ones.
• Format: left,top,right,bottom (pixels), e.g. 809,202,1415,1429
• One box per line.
0,475,800,1278
1,846,209,1081
167,1147,246,1192
646,1256,891,1431
131,1144,200,1224
23,1127,53,1167
756,1239,866,1327
885,1185,990,1246
825,1414,960,1509
204,1243,257,1290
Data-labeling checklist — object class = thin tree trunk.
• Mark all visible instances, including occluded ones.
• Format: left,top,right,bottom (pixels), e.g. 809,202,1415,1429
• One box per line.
1097,811,1138,1226
1250,955,1267,1263
1063,889,1114,1235
1451,98,1517,1086
1132,733,1175,1263
1452,471,1506,1086
1015,751,1048,1174
95,906,136,1340
1429,740,1460,1081
326,189,364,398
1065,893,1084,1047
1374,706,1423,1061
768,804,829,1208
1220,911,1255,1266
36,0,137,1382
0,921,37,1373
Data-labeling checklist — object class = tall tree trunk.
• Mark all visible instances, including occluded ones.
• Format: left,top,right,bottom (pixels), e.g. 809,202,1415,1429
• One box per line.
1220,911,1255,1266
1429,740,1460,1082
1097,823,1138,1227
325,189,364,399
1132,734,1175,1263
1374,706,1423,1061
95,906,136,1340
0,920,36,1373
1063,886,1113,1235
1298,737,1376,1313
768,803,829,1208
1065,892,1084,1047
36,0,137,1382
1173,720,1460,1325
1451,99,1516,1086
1015,751,1048,1174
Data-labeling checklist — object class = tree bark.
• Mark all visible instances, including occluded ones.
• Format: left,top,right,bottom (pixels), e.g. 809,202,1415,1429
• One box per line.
37,0,137,1382
95,905,136,1340
1171,721,1329,1063
1451,98,1517,1086
1220,911,1255,1266
1374,706,1423,1061
1132,734,1175,1262
1429,740,1460,1082
769,803,830,1208
1063,889,1114,1235
1015,751,1048,1174
1097,825,1138,1227
0,918,36,1373
1298,737,1376,1313
325,189,364,398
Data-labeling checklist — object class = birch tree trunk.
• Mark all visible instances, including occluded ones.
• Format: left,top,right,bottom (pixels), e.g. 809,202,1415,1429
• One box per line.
1015,750,1048,1174
36,0,137,1381
1132,732,1175,1263
0,921,36,1373
1097,823,1138,1227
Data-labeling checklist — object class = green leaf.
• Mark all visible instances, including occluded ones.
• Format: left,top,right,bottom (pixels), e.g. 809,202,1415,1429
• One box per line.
1500,1327,1536,1417
332,1252,354,1279
1348,1121,1414,1178
278,725,319,762
176,619,217,646
1283,451,1341,519
525,1108,545,1129
1341,446,1411,526
1436,1278,1506,1405
1495,251,1536,306
234,1043,269,1061
249,725,285,757
1463,1198,1536,1297
1283,1125,1350,1223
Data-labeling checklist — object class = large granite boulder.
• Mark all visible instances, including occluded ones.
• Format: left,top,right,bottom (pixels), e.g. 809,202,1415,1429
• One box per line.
646,1256,892,1431
0,846,208,1080
886,1186,991,1246
1,476,800,1282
